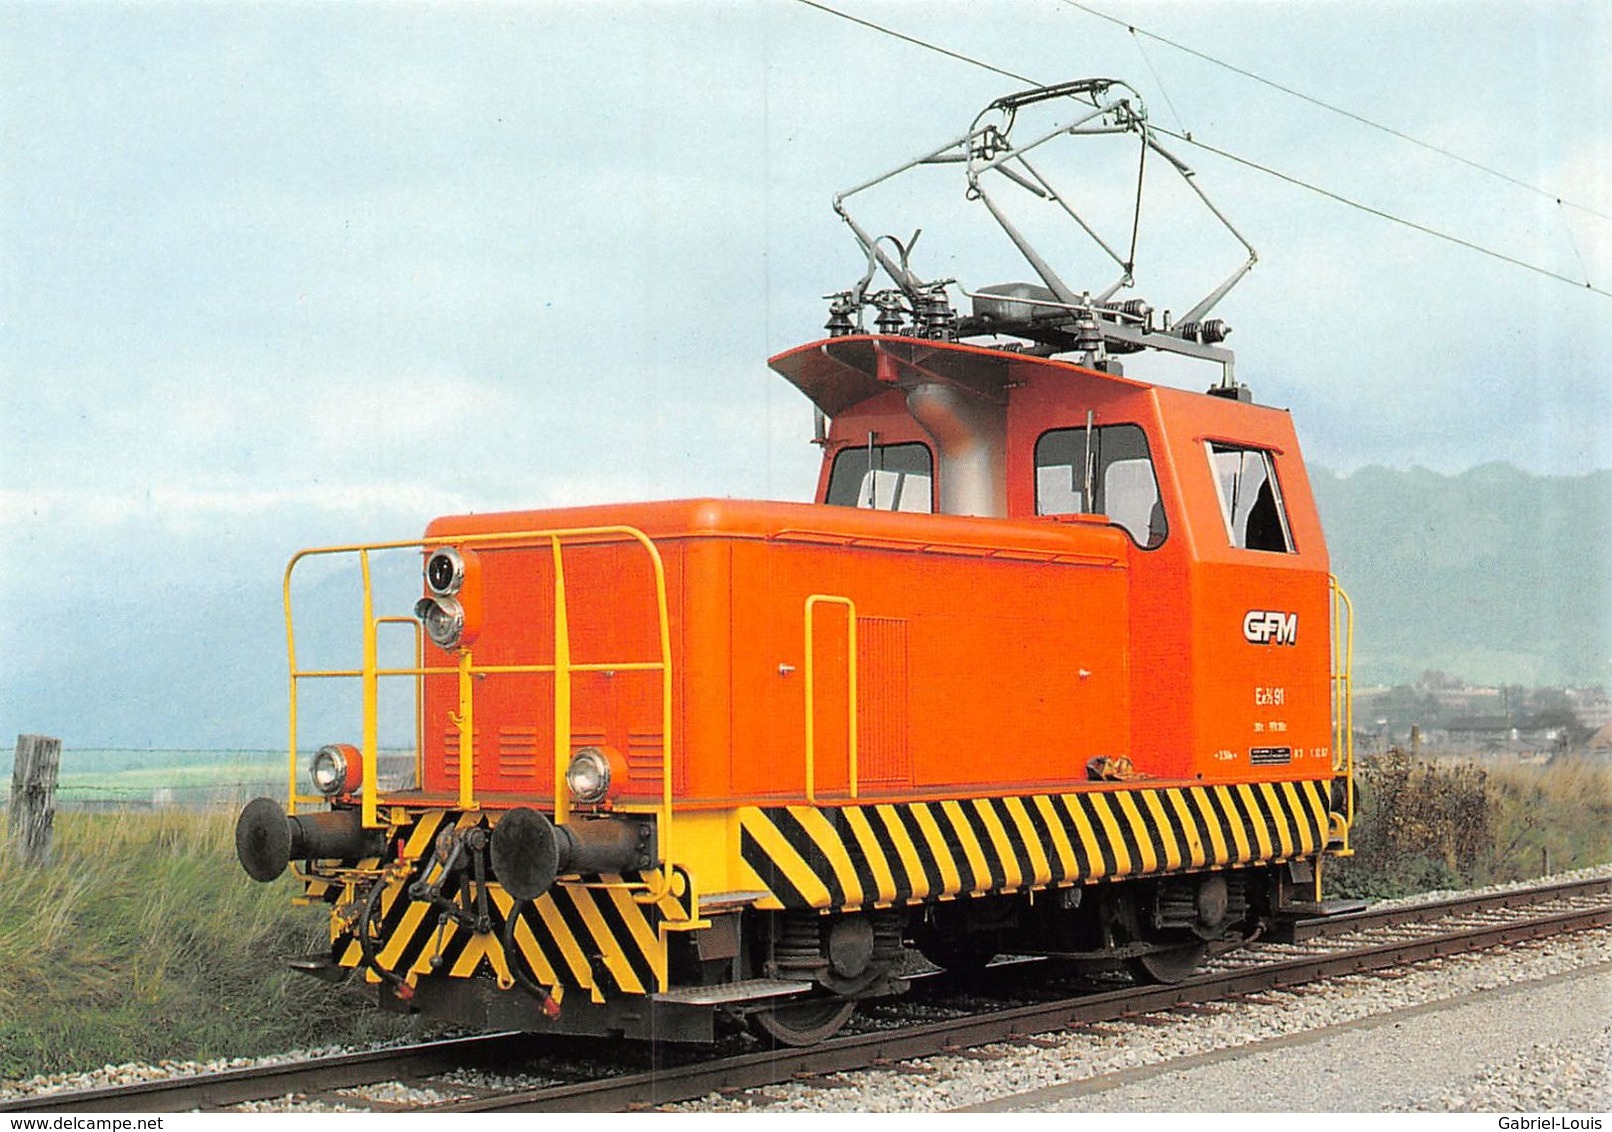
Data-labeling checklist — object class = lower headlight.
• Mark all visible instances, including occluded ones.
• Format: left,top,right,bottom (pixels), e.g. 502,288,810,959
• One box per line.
566,747,612,805
310,743,362,797
414,595,465,650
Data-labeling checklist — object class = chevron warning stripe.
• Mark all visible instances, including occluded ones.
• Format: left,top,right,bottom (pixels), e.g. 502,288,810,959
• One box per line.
321,810,694,999
738,779,1335,911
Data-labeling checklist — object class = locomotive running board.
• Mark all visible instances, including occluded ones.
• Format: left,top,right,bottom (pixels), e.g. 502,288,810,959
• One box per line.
652,978,814,1007
288,954,349,984
1266,897,1372,944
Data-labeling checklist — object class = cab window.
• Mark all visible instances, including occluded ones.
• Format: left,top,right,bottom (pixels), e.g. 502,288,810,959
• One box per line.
1208,443,1293,552
825,441,934,512
1034,424,1165,547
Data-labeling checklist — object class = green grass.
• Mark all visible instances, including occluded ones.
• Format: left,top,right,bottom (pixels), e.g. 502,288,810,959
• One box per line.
1484,756,1612,880
29,748,414,807
53,762,283,807
0,810,414,1081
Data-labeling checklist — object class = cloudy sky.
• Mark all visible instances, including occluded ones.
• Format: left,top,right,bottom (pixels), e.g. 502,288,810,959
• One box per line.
2,1,1609,747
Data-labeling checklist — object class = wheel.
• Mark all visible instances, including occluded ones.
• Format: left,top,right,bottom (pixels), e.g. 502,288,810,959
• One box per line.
748,997,857,1046
1110,882,1211,984
1126,940,1207,984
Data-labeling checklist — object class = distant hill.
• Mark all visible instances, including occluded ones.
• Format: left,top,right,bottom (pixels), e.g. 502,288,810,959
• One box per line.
1311,463,1611,688
6,464,1604,752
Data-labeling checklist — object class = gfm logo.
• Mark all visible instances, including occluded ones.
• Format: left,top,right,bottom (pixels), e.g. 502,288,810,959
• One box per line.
1243,610,1298,646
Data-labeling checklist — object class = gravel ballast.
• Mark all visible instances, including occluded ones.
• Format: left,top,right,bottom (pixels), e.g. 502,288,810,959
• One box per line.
674,925,1612,1112
982,960,1611,1112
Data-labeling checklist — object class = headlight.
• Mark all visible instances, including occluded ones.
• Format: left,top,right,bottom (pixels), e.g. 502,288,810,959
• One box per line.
566,747,612,805
310,743,361,796
425,547,465,596
415,595,465,650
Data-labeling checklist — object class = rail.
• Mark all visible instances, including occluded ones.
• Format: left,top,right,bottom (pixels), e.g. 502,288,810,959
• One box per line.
282,525,675,881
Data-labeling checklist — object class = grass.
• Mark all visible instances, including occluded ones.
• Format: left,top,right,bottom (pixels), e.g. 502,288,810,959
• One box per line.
52,762,283,808
2,748,418,809
0,810,414,1081
1485,756,1612,879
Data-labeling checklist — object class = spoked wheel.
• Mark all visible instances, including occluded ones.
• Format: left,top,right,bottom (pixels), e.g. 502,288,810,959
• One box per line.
748,997,857,1047
1126,939,1208,984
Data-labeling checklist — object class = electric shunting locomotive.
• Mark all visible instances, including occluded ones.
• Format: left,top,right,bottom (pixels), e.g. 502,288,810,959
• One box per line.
235,79,1356,1046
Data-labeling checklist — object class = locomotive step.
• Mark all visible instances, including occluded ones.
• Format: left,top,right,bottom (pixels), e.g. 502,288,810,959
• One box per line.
652,978,815,1007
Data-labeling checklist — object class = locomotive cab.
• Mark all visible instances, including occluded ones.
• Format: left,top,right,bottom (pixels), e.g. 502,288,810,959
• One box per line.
776,332,1339,791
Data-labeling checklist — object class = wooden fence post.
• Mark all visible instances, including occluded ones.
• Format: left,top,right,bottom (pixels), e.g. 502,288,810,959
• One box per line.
9,734,61,866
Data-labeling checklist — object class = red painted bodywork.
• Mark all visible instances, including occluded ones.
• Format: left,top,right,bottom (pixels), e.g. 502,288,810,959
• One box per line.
417,337,1334,810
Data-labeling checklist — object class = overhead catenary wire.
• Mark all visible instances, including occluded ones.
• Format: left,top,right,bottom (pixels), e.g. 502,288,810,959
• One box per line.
1126,24,1189,138
792,0,1032,85
1151,125,1607,297
1058,0,1612,225
792,0,1611,301
1559,200,1593,286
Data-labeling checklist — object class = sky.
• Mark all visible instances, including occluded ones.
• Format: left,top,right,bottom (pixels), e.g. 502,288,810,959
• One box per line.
2,1,1609,748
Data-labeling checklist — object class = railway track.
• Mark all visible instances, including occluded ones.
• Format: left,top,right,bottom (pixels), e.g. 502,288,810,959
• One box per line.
4,875,1607,1114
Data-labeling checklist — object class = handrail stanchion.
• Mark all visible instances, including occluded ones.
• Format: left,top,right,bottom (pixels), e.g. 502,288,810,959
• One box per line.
1329,575,1356,851
551,536,573,826
408,620,424,797
284,552,305,815
360,550,380,830
635,529,675,891
804,595,859,803
457,649,476,811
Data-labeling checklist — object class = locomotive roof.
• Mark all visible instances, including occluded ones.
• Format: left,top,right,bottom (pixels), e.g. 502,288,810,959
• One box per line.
770,333,1155,419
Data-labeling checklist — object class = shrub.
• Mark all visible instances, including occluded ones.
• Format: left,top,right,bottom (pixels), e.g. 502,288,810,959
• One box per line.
1329,748,1612,898
1330,747,1491,898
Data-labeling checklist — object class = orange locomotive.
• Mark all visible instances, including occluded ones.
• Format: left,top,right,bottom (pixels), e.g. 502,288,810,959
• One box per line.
236,79,1354,1045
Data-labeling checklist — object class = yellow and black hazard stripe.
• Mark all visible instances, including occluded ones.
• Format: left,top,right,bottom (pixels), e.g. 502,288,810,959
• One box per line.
738,779,1334,911
493,877,674,999
317,809,691,1000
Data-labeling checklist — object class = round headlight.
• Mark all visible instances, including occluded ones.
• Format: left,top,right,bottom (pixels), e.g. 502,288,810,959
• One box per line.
415,595,465,650
425,547,465,596
566,747,612,805
310,743,360,796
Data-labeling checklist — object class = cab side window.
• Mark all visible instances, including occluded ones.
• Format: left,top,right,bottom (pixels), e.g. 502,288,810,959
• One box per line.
1208,443,1293,552
1035,424,1166,548
825,441,934,512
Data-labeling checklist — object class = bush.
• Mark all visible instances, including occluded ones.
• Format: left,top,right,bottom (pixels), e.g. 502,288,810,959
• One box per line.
1330,747,1492,898
1329,749,1612,898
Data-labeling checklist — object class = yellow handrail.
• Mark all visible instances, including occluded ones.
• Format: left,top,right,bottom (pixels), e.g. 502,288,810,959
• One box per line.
360,550,379,827
1329,575,1356,847
284,524,675,882
803,594,858,803
550,535,573,826
373,616,425,796
455,649,475,814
